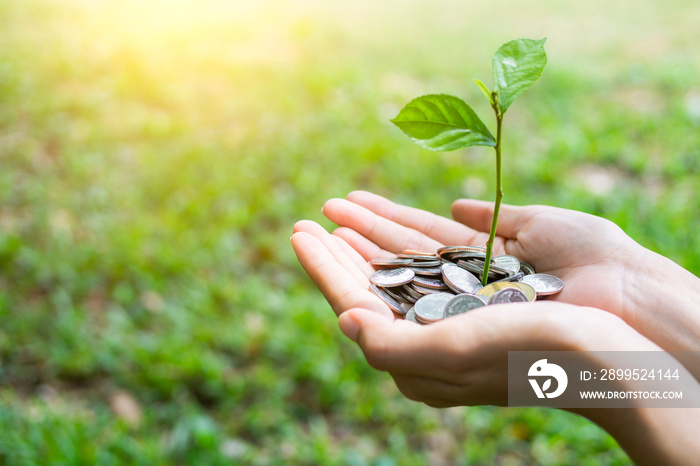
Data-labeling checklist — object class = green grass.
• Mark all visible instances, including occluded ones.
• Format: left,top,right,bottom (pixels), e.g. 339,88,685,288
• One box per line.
1,0,699,463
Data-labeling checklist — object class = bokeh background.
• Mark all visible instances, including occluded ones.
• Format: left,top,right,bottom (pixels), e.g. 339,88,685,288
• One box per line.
1,0,699,464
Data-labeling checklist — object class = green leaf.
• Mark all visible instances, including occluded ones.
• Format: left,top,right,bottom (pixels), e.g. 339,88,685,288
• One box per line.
492,38,547,113
473,79,494,105
390,94,495,151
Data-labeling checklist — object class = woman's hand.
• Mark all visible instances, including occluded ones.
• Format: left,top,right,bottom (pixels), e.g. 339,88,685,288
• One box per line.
291,193,700,465
321,191,700,352
291,217,658,407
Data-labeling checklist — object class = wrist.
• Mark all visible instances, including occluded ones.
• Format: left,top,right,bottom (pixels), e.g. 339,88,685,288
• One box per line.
623,243,700,351
546,304,659,352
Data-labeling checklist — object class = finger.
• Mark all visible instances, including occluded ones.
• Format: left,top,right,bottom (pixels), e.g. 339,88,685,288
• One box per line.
323,198,443,254
331,234,376,278
346,190,484,246
332,227,396,262
390,373,471,407
291,233,393,319
338,308,459,378
293,220,369,285
451,199,545,239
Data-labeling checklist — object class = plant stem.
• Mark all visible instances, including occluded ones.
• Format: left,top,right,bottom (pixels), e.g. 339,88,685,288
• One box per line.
481,102,504,286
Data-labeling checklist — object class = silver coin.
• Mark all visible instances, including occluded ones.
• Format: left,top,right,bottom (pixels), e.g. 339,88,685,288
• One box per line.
488,288,528,304
519,273,564,296
401,284,422,301
383,286,412,303
475,294,490,305
470,259,511,278
447,252,487,262
412,275,449,290
370,268,415,287
442,263,483,294
519,262,536,275
369,284,406,314
398,253,439,262
437,245,486,257
405,307,420,324
409,266,443,276
455,259,507,283
493,255,521,274
370,258,413,268
407,259,441,267
444,293,485,318
413,293,454,323
491,271,525,283
412,284,446,295
398,289,418,303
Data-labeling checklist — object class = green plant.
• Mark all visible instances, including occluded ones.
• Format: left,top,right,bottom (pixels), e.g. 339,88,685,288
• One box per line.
391,38,548,285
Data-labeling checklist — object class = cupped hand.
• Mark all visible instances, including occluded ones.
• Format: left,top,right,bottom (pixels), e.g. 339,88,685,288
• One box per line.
321,191,648,330
291,216,658,407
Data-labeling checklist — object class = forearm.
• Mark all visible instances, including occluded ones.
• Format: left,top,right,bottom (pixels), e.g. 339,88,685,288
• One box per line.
578,407,700,466
625,244,700,352
564,313,700,465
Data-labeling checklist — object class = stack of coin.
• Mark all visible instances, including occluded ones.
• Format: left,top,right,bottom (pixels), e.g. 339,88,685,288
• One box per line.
368,246,564,324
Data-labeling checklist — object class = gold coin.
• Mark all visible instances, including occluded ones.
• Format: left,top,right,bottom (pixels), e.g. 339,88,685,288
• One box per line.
513,282,537,302
477,282,522,298
477,282,537,302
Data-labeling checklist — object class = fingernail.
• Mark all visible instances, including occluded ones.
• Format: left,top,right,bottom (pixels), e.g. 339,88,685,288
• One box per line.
339,313,359,342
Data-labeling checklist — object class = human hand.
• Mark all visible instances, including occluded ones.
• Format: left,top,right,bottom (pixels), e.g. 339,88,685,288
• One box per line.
291,197,700,465
291,217,657,407
321,191,700,352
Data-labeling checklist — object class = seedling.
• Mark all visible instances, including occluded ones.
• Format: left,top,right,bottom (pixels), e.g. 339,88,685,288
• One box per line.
391,38,547,285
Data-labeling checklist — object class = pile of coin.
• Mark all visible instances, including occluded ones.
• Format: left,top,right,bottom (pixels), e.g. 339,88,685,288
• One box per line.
368,246,564,324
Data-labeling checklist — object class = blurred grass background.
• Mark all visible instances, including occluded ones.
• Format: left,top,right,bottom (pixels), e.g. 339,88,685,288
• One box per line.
1,0,699,464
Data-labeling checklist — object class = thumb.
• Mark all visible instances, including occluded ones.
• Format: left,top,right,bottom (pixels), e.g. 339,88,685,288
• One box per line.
338,308,392,343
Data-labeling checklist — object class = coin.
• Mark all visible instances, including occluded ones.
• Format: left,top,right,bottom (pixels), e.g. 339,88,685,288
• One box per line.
456,259,508,282
469,259,511,277
488,288,528,304
448,252,487,261
475,294,490,305
405,307,419,323
383,286,411,303
369,284,406,314
519,273,564,296
370,258,413,268
406,259,441,268
437,245,486,260
398,253,439,263
366,244,564,321
477,282,523,298
413,275,449,290
441,263,483,294
412,284,445,295
398,288,418,303
493,255,521,274
512,282,537,301
519,262,536,275
401,284,422,302
413,293,454,323
370,268,415,287
444,293,485,318
402,249,437,257
409,266,443,276
491,271,525,283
